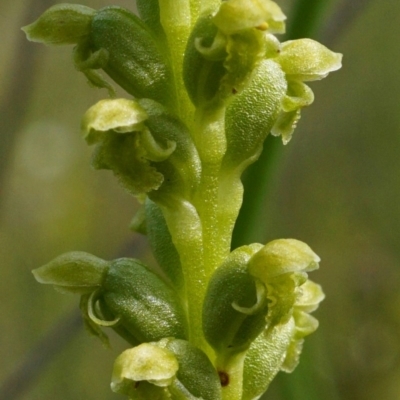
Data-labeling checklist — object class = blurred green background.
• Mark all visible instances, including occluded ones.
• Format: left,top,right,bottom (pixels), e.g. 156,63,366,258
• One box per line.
1,0,399,399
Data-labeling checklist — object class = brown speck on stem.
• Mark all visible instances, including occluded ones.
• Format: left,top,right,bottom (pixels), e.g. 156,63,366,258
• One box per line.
218,371,229,387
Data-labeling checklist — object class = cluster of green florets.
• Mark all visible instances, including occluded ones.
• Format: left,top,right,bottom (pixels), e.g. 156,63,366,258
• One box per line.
24,1,341,399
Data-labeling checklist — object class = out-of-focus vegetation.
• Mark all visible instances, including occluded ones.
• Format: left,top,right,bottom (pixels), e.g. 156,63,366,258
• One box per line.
1,0,399,399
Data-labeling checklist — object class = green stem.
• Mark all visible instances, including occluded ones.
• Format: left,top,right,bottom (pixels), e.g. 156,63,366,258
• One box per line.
194,104,231,274
217,353,246,400
160,200,207,350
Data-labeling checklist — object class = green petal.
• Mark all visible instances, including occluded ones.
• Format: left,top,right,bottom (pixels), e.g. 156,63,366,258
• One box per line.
279,335,304,373
263,272,307,326
281,80,314,112
271,109,301,145
295,279,325,313
277,38,342,81
32,251,108,294
22,4,95,45
79,294,110,347
213,0,286,35
280,311,319,373
293,310,319,338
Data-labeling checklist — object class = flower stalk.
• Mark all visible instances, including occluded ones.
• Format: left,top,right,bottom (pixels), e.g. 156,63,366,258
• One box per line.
23,1,341,399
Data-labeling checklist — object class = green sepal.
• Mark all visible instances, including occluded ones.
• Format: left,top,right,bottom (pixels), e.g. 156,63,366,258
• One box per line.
212,0,286,35
183,12,226,106
277,38,342,82
100,258,188,343
242,319,296,400
32,251,109,294
89,6,174,106
203,244,270,356
73,42,116,97
222,59,287,173
271,81,314,144
145,199,184,291
249,239,320,279
22,4,95,45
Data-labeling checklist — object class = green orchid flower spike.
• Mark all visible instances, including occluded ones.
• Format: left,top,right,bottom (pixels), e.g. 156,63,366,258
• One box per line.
24,0,342,399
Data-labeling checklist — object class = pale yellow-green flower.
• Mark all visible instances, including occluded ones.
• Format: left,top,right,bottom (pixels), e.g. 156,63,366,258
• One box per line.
272,39,343,143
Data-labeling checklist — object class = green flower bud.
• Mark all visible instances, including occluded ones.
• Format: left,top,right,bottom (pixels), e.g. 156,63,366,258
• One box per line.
111,339,221,400
22,4,95,45
203,244,269,356
99,258,188,343
87,6,174,106
145,199,184,291
32,251,108,294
